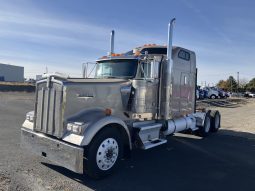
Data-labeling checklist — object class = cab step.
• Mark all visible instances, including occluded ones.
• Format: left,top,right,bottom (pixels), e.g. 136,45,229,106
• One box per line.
143,139,167,150
133,121,167,150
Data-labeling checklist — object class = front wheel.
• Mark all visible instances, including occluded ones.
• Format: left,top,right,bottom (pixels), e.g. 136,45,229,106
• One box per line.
83,127,123,179
210,94,217,99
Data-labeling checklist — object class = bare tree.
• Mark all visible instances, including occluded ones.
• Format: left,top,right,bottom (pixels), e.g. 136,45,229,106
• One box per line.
239,78,248,89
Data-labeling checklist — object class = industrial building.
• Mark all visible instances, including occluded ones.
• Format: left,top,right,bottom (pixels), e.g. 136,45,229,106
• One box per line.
0,63,24,82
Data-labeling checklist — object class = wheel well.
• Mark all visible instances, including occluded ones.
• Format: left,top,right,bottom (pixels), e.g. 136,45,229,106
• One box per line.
111,123,131,158
89,123,131,159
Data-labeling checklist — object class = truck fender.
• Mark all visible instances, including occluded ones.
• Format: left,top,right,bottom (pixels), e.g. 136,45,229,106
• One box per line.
81,116,132,150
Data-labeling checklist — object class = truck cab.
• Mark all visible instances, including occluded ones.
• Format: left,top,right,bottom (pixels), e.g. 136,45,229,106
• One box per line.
21,19,221,179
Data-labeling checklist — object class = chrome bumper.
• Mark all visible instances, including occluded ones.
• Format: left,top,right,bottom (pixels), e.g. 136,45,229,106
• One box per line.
21,128,84,173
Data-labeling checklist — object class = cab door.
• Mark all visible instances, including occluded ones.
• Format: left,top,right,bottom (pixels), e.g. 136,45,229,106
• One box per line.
133,59,160,115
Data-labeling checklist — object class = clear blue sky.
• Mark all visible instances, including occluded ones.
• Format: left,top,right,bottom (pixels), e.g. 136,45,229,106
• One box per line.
0,0,254,85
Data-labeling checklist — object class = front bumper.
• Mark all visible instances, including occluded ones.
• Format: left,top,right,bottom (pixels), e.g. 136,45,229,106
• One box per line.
21,128,84,173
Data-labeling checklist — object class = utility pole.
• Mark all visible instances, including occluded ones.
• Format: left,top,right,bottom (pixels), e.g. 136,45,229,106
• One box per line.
231,78,233,93
237,72,239,93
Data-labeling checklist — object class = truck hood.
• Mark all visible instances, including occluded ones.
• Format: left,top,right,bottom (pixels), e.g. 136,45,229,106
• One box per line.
62,78,132,123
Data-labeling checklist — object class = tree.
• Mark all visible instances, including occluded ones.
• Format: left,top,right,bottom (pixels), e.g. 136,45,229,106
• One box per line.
239,78,248,92
246,78,255,92
239,78,248,88
226,76,237,92
217,80,228,90
216,76,253,92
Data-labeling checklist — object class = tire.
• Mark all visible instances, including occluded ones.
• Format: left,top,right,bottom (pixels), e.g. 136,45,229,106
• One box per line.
198,111,211,137
83,127,123,179
210,110,221,132
210,95,216,99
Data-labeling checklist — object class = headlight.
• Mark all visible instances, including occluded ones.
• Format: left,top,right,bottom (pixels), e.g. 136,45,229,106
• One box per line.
66,122,88,135
26,111,35,122
67,123,73,131
71,123,82,134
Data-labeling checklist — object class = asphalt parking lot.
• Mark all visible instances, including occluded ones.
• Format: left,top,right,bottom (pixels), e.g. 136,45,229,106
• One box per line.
0,92,255,191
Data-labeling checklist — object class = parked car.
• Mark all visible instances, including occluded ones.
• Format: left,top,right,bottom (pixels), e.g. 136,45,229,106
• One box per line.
249,92,255,98
196,86,206,100
213,87,227,98
244,92,250,97
198,89,205,99
203,89,208,98
244,91,255,98
226,92,232,97
203,87,219,99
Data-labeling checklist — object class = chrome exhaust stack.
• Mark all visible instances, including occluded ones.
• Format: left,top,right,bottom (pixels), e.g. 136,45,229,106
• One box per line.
162,18,176,120
167,18,175,60
109,30,115,55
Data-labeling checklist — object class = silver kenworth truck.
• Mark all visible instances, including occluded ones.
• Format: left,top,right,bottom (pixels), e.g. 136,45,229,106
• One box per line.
21,19,221,179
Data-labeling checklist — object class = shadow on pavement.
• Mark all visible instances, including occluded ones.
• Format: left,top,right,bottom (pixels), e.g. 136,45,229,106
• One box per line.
42,130,255,191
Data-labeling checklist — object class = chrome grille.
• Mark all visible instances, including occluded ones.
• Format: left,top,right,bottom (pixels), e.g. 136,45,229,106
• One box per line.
34,81,63,138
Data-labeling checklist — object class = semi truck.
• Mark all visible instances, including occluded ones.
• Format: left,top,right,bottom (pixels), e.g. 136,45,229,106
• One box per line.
21,19,221,179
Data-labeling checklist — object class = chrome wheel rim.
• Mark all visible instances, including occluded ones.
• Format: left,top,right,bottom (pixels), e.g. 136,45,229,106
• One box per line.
96,138,119,171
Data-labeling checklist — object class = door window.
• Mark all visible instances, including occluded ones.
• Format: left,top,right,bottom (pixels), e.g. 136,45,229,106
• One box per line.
137,60,159,79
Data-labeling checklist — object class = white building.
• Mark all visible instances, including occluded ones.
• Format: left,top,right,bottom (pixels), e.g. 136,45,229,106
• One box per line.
0,63,24,82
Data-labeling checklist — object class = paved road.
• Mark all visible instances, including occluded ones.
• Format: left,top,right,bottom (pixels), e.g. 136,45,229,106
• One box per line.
0,92,255,191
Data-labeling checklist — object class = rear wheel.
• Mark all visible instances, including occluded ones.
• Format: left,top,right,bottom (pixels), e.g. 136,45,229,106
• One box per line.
198,111,211,137
83,127,123,179
210,94,216,99
210,110,221,132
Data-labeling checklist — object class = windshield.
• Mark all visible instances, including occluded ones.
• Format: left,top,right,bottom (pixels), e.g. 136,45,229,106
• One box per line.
95,59,138,78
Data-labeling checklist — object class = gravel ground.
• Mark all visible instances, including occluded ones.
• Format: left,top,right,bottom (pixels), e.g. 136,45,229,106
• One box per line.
215,99,255,138
197,98,255,138
0,92,255,191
